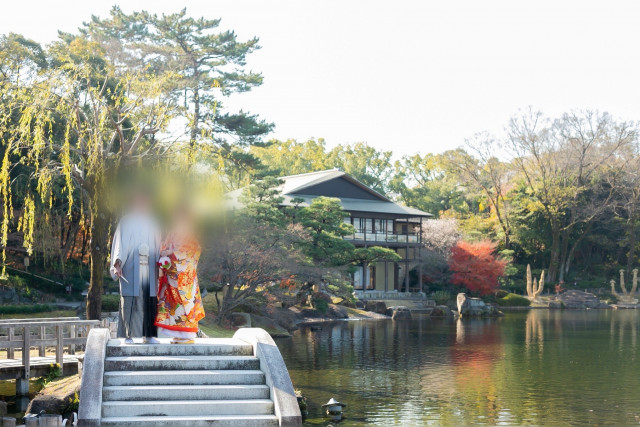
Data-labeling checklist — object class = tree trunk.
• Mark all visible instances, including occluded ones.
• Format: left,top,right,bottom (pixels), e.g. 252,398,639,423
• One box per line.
80,228,88,263
189,62,200,155
627,212,637,275
557,228,571,283
86,208,109,320
564,221,593,278
61,220,80,267
547,226,561,283
190,86,200,149
215,285,234,326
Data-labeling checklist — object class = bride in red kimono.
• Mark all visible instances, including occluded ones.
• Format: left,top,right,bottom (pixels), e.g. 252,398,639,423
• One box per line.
154,209,205,344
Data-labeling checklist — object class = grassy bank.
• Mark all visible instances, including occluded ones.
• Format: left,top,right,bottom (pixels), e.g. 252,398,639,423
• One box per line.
0,310,76,320
198,321,236,338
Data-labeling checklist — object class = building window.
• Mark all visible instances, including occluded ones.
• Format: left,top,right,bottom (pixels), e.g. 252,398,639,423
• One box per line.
365,218,373,234
353,266,364,290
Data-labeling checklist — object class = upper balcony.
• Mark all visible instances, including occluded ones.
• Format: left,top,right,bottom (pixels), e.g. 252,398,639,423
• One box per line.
345,232,420,244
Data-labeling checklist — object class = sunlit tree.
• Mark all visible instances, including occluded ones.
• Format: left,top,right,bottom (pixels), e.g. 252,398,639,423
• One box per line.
0,32,176,318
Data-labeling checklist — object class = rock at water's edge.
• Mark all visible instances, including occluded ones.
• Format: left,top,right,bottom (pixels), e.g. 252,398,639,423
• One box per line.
388,306,412,320
558,290,607,309
328,304,349,319
457,293,502,317
26,375,79,417
431,305,454,317
365,301,388,315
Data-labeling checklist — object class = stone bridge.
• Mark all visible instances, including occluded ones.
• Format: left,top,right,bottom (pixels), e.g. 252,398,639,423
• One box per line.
78,328,301,426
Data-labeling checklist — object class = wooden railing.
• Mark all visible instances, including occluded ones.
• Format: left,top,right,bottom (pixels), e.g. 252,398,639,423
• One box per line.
0,318,101,381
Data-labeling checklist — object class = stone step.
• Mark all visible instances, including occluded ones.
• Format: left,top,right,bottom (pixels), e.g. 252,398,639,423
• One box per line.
103,385,270,401
101,414,279,427
102,399,274,418
106,338,253,357
103,370,266,386
104,356,260,371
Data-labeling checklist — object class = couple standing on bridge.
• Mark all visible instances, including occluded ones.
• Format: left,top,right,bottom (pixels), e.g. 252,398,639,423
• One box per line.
109,192,205,345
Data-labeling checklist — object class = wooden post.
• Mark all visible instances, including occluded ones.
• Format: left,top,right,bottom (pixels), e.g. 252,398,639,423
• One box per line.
7,327,14,359
56,325,63,367
405,217,410,293
38,325,46,357
419,216,423,293
22,325,30,380
69,325,76,355
384,260,389,292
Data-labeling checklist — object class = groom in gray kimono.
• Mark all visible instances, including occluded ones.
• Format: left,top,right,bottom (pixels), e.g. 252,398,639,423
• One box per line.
110,192,161,344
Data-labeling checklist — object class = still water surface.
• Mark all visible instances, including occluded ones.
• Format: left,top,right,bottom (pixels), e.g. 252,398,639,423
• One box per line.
277,311,640,426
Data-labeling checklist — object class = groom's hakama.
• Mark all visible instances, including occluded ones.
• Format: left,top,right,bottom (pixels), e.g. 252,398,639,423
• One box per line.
117,260,157,338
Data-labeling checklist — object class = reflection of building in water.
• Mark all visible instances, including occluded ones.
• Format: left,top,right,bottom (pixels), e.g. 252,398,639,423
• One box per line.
525,310,544,354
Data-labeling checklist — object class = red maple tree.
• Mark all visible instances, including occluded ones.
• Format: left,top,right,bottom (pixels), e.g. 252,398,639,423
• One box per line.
448,240,507,295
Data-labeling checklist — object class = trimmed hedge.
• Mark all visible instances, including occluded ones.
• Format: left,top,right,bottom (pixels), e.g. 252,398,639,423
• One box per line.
496,293,531,307
495,289,509,298
311,297,329,314
0,304,53,315
101,294,120,312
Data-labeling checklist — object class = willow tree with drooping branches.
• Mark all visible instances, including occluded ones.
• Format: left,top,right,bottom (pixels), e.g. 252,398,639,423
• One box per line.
0,31,177,319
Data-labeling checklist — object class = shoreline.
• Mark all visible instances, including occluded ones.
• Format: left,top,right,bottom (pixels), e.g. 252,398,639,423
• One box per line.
294,307,390,328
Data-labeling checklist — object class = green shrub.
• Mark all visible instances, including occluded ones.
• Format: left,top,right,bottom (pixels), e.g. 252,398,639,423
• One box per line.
311,297,328,314
0,304,53,314
67,276,88,293
4,271,64,296
101,294,120,312
495,289,509,298
496,293,531,307
430,290,451,305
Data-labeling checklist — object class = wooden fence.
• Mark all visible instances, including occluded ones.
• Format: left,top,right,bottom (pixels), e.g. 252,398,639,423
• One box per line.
0,318,100,382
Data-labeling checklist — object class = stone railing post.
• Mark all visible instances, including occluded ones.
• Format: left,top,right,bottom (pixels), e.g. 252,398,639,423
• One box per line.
78,328,110,427
234,328,302,427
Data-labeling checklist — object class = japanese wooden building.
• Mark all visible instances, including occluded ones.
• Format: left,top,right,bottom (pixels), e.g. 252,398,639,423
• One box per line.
274,170,432,296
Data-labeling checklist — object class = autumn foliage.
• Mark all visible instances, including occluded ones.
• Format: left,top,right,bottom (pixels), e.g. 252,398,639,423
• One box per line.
448,240,507,295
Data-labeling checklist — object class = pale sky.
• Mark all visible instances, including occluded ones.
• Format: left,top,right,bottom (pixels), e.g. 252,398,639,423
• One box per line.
3,1,640,158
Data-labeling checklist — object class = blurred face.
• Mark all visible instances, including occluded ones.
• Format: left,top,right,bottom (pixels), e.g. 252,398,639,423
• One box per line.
173,206,194,234
131,192,151,213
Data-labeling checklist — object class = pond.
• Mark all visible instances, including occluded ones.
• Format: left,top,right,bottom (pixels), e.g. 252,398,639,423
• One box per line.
276,310,640,426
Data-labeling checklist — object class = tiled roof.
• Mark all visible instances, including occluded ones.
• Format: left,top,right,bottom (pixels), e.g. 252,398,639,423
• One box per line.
278,170,431,217
228,169,432,218
280,194,431,217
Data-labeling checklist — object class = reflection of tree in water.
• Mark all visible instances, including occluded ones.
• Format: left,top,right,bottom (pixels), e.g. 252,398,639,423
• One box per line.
447,318,504,425
278,312,640,426
277,318,461,424
525,310,544,354
610,310,637,350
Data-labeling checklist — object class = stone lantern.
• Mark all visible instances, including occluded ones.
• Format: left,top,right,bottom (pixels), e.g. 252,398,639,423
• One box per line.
322,397,346,421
